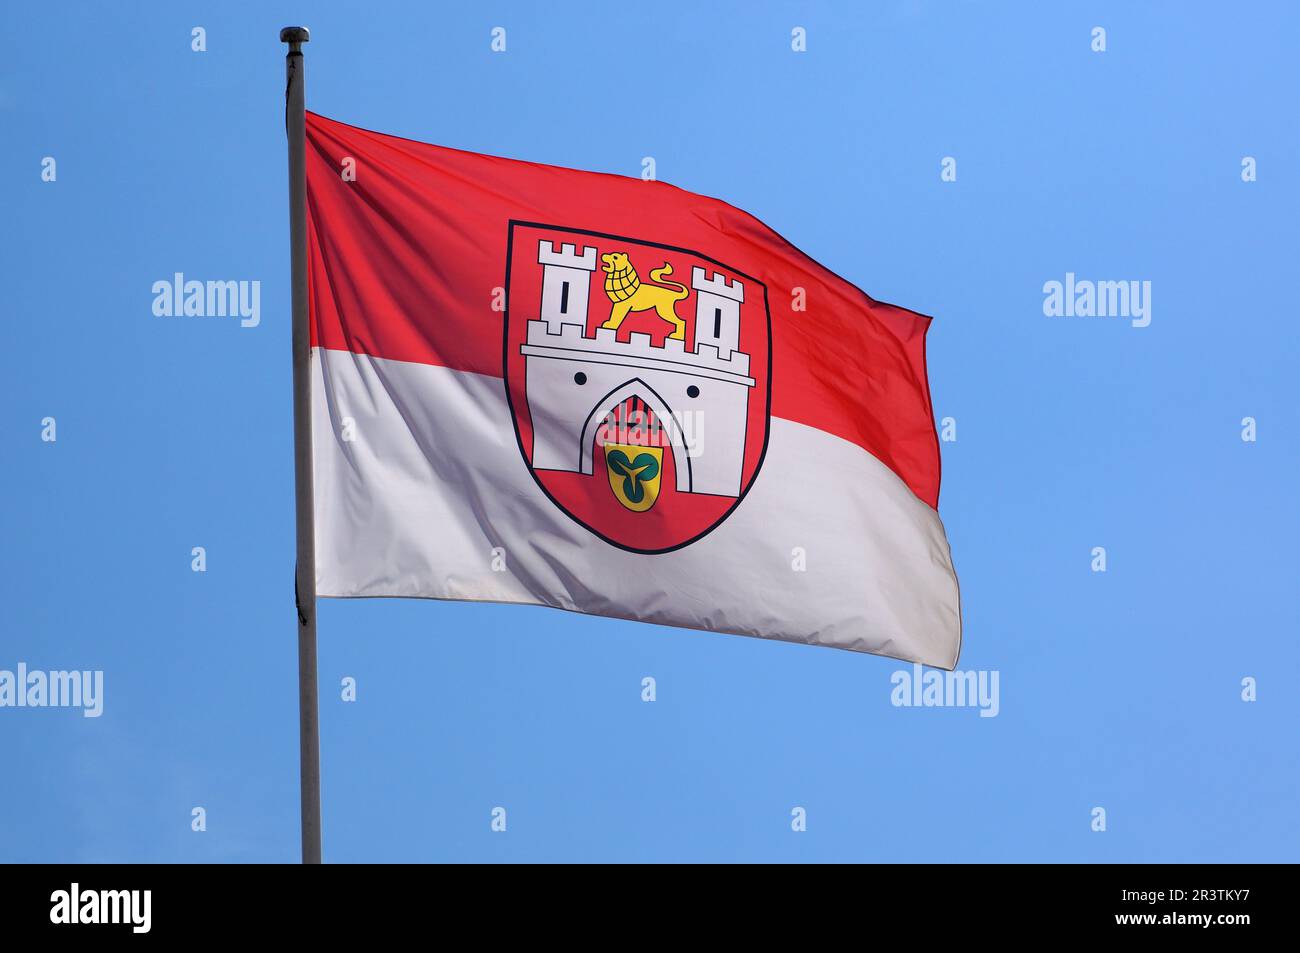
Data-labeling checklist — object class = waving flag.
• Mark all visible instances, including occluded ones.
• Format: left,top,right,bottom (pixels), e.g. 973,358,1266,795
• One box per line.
304,112,960,667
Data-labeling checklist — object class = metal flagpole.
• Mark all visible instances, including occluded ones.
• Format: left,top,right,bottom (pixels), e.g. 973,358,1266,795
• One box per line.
280,25,321,865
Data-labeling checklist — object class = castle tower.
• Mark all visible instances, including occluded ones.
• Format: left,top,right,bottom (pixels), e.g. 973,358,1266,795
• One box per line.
691,267,744,360
538,241,597,332
522,249,755,500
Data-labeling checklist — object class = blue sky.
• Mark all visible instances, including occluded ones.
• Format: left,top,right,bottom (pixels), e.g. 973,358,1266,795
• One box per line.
2,1,1297,862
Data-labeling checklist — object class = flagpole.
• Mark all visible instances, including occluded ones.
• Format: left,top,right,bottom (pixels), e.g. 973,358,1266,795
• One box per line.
280,25,321,865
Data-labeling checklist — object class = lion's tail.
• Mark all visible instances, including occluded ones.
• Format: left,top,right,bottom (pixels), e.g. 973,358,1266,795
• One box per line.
649,261,689,300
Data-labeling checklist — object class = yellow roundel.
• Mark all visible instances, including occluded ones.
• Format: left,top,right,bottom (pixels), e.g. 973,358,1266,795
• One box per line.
604,443,663,513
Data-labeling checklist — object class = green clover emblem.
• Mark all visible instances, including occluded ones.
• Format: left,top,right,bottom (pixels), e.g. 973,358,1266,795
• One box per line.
606,448,660,504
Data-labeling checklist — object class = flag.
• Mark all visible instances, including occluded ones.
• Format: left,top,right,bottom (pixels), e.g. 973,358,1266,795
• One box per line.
304,112,961,667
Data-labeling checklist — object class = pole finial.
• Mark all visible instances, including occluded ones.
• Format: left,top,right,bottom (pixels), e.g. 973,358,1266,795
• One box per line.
280,26,310,46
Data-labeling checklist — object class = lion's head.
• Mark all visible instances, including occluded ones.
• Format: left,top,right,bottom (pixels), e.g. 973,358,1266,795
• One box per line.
601,251,633,275
601,251,641,303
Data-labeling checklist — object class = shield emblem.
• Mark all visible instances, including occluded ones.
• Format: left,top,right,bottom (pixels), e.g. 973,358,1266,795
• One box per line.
503,221,771,553
605,443,663,513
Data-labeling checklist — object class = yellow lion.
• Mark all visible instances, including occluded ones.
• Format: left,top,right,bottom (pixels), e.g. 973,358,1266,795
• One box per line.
600,252,689,340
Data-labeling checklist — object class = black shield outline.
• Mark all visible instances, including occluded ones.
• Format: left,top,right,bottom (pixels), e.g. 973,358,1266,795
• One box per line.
502,220,773,554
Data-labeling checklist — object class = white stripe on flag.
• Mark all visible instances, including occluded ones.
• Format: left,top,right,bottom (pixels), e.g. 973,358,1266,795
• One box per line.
312,348,961,667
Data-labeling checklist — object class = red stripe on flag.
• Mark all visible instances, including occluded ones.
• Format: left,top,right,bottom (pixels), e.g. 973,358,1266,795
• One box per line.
305,112,941,508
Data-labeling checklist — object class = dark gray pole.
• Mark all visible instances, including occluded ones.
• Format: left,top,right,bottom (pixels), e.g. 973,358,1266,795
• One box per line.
280,25,321,865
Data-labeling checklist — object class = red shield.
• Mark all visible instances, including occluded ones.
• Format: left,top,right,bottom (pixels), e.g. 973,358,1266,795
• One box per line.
504,222,771,553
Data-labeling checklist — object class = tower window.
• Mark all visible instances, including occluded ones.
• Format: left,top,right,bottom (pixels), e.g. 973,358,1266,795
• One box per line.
560,281,570,313
713,307,722,338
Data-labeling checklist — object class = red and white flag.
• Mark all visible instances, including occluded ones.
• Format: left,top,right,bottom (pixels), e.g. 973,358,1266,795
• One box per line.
305,112,961,667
